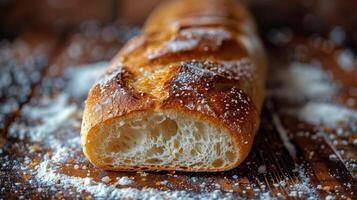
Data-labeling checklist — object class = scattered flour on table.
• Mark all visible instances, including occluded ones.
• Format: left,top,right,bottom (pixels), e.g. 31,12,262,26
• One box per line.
7,63,106,167
101,176,111,183
297,102,357,128
270,60,357,130
271,106,297,159
8,93,82,166
35,159,233,199
65,61,109,98
116,176,133,186
9,61,109,148
336,49,355,72
291,165,318,198
257,165,266,174
269,61,338,100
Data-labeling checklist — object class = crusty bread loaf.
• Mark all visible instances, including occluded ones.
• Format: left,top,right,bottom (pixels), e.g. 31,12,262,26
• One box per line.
81,0,266,172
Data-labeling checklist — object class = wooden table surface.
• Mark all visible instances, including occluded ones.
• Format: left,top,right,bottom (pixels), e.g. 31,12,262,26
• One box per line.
0,22,356,199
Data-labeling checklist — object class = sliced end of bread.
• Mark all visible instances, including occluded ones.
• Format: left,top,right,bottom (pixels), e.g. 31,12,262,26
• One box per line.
83,111,241,171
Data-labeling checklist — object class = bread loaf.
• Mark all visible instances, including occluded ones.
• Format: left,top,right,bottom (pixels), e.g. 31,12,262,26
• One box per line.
81,0,266,172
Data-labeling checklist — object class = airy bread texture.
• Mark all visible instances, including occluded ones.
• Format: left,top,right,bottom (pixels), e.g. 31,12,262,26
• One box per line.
81,0,266,172
86,111,239,171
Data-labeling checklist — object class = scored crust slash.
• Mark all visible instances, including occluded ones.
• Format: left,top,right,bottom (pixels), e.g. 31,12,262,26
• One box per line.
81,0,266,172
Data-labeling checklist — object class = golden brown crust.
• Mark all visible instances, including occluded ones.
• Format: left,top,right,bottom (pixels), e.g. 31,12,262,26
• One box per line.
81,0,266,172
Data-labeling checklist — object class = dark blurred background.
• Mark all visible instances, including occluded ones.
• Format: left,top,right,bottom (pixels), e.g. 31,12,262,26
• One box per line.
0,0,356,47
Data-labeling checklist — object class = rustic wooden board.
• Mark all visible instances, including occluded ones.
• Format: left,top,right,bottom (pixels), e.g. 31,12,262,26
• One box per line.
0,24,356,199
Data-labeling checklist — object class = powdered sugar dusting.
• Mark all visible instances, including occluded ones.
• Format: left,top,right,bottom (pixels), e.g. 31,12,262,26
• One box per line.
165,39,199,53
96,65,127,92
171,16,233,30
168,60,256,135
214,59,256,81
147,39,199,60
148,27,232,59
180,27,232,47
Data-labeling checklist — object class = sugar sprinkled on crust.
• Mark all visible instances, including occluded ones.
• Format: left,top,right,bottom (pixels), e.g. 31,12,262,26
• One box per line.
147,27,233,59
